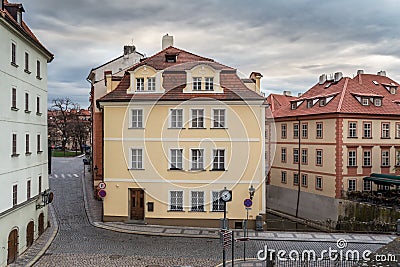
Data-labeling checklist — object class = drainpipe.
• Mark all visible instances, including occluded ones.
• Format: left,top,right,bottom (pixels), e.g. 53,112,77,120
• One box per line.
295,117,301,218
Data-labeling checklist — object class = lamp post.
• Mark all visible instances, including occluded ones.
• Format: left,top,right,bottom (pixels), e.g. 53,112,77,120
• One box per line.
244,184,256,261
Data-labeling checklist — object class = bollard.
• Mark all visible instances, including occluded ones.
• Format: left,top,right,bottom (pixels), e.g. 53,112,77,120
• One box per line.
256,215,263,231
397,219,400,235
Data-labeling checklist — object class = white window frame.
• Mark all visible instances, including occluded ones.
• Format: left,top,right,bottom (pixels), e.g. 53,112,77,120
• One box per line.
211,191,224,212
281,148,287,163
301,174,308,187
136,77,144,91
316,122,323,138
396,123,400,139
349,122,357,138
281,171,287,184
191,149,204,170
348,179,356,191
316,149,323,166
212,149,225,170
316,176,323,190
193,77,202,91
212,109,225,128
131,109,143,128
169,190,184,211
348,150,357,166
362,98,369,106
374,98,382,106
205,77,214,91
130,148,144,170
396,150,400,166
147,77,155,91
190,191,205,212
363,150,371,166
170,149,183,170
293,173,299,185
363,180,371,191
363,122,371,138
191,109,204,128
381,123,390,138
170,109,183,128
381,150,390,167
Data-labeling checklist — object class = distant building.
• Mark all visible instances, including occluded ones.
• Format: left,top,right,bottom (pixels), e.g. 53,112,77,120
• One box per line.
266,71,400,222
0,0,53,265
95,35,266,228
87,44,144,186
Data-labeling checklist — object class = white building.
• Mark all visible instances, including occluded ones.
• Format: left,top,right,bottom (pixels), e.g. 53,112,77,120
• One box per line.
0,1,53,265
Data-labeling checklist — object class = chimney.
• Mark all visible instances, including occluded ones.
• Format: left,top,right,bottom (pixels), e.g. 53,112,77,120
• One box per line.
123,45,136,58
249,72,263,94
162,34,174,50
283,91,292,96
319,74,327,85
334,72,343,82
357,69,364,75
377,70,386,77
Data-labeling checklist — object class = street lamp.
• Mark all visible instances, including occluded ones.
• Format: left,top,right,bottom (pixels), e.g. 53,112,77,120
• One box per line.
244,184,256,261
249,185,255,200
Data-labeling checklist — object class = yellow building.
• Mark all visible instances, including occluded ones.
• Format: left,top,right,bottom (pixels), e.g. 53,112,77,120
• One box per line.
96,36,266,228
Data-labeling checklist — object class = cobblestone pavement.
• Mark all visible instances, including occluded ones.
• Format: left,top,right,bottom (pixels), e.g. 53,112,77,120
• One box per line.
34,157,393,267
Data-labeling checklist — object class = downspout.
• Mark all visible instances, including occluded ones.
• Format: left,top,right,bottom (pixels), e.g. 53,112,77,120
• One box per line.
295,117,301,218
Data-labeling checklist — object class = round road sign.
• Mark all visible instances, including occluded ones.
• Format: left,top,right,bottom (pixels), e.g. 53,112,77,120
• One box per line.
98,189,106,198
98,182,106,189
244,198,252,208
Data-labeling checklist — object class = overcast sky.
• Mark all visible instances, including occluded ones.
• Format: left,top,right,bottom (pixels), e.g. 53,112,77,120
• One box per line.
20,0,400,108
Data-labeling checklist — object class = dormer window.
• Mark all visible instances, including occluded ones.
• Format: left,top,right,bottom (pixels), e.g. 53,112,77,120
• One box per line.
165,54,177,63
291,102,297,110
193,77,201,91
362,98,369,106
205,77,214,91
17,11,22,25
147,77,155,91
319,98,326,107
136,78,144,91
306,100,313,108
374,98,382,107
391,87,397,95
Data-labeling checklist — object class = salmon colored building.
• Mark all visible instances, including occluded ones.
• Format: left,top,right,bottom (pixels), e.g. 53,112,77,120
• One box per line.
266,71,400,221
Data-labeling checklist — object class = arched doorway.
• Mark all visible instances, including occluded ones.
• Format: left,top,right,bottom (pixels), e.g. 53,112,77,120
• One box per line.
26,221,34,247
7,229,18,264
38,213,44,236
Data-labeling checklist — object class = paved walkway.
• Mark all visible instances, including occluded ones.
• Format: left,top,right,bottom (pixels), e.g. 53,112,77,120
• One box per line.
12,157,398,266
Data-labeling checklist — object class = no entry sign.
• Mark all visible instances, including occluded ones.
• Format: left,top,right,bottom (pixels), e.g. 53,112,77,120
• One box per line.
243,198,252,208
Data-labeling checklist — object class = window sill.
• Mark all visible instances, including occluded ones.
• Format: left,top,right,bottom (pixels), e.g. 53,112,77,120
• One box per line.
36,112,42,116
316,188,323,191
211,127,227,130
381,137,391,139
24,69,31,74
169,168,183,171
37,151,43,154
189,210,206,213
11,62,18,68
25,152,32,156
167,210,185,212
211,210,224,213
128,168,145,170
11,107,19,111
188,127,207,130
210,169,226,171
168,127,185,129
25,110,31,114
36,76,42,80
362,137,372,139
128,127,144,129
301,185,308,188
11,153,20,158
347,136,358,139
190,169,206,171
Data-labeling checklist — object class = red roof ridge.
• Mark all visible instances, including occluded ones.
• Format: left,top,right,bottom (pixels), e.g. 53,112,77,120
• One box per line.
336,77,349,112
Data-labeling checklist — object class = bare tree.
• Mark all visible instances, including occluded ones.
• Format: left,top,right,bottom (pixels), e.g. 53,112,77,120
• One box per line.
69,106,90,154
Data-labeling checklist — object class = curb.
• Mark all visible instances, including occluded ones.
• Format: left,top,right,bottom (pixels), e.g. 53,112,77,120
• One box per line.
25,204,59,266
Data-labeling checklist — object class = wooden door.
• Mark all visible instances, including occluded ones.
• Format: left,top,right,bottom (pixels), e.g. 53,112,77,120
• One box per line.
130,189,144,220
38,213,44,236
26,221,34,247
7,229,18,264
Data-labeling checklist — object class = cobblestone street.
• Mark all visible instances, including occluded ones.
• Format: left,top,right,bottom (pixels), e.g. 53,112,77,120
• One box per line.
34,157,390,267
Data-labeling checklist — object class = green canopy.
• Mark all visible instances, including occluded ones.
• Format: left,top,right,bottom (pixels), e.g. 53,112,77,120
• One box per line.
364,173,400,185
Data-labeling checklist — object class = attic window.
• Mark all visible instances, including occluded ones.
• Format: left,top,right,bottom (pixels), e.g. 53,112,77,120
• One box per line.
319,98,326,106
291,102,297,110
372,80,379,85
165,54,177,63
362,98,369,106
374,98,382,107
17,11,22,25
306,100,313,108
324,83,331,89
391,87,397,95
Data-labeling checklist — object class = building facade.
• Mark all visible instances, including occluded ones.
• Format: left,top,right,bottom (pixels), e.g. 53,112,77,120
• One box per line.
87,45,144,187
96,36,266,228
0,0,53,265
266,71,400,222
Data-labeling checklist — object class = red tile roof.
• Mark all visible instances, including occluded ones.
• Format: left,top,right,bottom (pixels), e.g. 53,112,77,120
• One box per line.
266,93,297,113
1,1,53,61
98,46,264,104
270,73,400,118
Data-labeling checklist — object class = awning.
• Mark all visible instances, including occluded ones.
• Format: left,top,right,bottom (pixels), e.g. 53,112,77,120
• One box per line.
363,173,400,185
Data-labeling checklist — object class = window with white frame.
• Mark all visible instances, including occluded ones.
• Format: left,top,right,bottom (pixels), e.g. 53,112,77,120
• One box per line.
131,148,143,169
170,109,183,128
363,122,371,138
131,109,143,128
396,123,400,139
301,174,308,187
281,171,287,183
348,150,356,166
136,78,144,91
363,180,371,191
316,176,323,190
363,150,371,166
191,109,204,128
170,149,183,170
293,123,299,138
205,77,214,91
316,122,323,138
362,98,369,106
281,148,287,163
211,191,224,211
193,77,201,91
381,150,390,167
293,148,299,164
169,191,183,211
147,77,155,91
396,150,400,166
191,149,204,170
212,149,225,170
374,98,382,106
281,124,287,139
213,109,225,128
316,149,323,166
191,191,204,212
348,179,356,191
301,123,308,138
293,173,299,185
349,122,357,138
381,123,390,138
12,185,17,206
301,149,308,164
